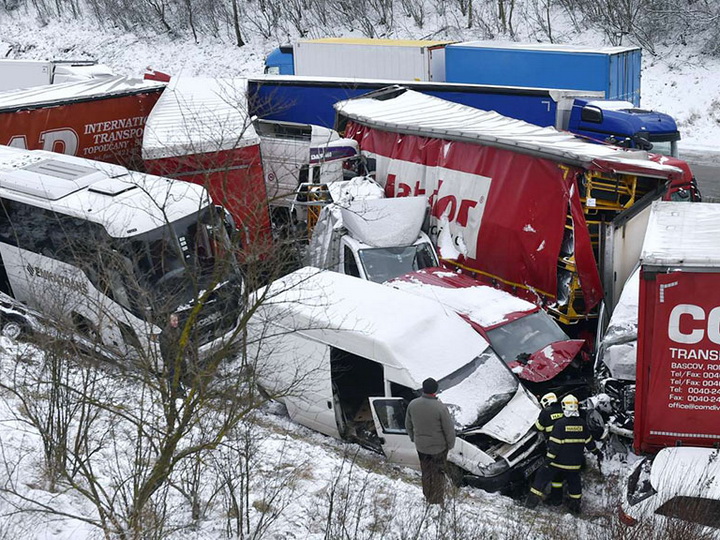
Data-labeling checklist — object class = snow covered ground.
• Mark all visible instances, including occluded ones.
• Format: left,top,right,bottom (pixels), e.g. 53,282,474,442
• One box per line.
0,334,637,539
0,9,718,538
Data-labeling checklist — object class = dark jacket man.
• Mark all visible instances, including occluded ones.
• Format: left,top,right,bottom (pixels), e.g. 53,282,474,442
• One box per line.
405,377,456,504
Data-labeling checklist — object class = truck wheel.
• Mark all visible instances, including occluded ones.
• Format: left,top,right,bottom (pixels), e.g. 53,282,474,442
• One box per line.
1,318,24,340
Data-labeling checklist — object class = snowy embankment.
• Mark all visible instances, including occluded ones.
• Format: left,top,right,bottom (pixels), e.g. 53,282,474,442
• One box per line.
0,334,628,539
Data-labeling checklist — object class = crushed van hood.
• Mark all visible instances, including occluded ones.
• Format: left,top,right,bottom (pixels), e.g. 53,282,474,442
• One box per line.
464,386,539,444
509,340,584,383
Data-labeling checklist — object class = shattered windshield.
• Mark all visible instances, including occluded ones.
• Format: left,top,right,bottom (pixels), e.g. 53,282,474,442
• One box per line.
358,242,437,283
486,311,569,364
436,348,519,430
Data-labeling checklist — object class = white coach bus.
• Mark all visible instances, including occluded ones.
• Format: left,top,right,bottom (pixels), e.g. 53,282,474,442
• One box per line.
0,145,243,359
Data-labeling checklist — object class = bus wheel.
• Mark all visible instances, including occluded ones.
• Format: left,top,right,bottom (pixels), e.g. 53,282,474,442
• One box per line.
1,318,24,340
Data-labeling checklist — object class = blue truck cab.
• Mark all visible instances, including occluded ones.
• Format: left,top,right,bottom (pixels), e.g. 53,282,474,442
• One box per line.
265,45,294,75
568,99,680,157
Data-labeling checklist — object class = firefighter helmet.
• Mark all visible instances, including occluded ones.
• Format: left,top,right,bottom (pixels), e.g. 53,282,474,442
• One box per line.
540,392,558,408
561,394,580,417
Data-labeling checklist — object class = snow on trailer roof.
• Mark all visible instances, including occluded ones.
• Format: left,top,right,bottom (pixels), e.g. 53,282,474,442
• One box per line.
0,76,165,111
300,38,454,47
142,77,260,161
0,146,208,237
453,41,639,54
256,267,492,385
334,89,683,178
641,201,720,268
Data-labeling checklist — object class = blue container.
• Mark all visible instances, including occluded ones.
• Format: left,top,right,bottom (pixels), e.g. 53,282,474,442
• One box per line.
445,42,641,106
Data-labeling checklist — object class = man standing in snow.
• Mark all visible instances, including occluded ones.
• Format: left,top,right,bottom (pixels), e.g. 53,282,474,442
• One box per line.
405,377,456,505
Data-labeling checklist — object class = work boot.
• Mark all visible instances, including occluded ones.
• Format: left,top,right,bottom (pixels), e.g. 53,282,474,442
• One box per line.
544,492,562,507
567,498,582,515
523,493,541,509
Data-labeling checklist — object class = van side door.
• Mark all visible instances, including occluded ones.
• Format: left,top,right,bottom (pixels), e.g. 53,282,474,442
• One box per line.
369,397,420,467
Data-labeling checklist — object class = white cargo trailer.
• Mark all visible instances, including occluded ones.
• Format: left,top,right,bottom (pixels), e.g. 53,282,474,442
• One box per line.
292,38,453,81
0,59,114,92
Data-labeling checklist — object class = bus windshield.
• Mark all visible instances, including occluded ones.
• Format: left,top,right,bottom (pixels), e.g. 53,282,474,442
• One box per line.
115,207,241,315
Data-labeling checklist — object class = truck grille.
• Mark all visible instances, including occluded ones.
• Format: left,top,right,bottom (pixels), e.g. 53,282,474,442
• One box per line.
178,284,241,346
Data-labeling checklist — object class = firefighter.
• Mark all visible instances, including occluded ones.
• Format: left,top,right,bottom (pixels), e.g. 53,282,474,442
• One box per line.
535,392,564,439
525,394,603,514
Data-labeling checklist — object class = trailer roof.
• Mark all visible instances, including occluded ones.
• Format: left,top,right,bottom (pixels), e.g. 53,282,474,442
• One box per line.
0,76,165,111
248,74,604,101
641,201,720,267
300,38,454,47
334,89,682,178
142,77,260,161
449,41,640,54
256,267,492,385
0,146,207,237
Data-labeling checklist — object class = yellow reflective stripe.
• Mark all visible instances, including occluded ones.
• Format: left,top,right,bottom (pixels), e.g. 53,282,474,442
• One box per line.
549,437,563,444
535,419,545,430
561,438,589,444
568,493,582,499
585,437,592,444
550,462,582,470
551,482,563,488
546,453,556,459
530,487,544,497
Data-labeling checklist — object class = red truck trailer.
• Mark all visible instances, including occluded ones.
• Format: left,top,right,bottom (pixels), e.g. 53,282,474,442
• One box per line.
0,76,165,167
334,88,696,328
634,201,720,453
141,77,272,251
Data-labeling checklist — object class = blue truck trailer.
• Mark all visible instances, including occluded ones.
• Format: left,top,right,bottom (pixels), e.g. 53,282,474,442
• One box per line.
444,42,641,105
247,75,681,156
264,40,642,105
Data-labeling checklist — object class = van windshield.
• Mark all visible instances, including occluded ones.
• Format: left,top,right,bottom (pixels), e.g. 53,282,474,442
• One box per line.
436,348,519,430
358,242,437,283
486,311,569,364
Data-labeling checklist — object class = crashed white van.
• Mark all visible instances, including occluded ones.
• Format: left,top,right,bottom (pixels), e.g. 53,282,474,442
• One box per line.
248,267,543,492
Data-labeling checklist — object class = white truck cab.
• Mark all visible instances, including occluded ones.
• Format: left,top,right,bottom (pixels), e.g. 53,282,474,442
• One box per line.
308,178,439,282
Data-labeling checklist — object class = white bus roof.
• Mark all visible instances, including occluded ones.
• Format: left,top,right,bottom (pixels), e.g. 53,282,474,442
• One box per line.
142,77,260,161
334,89,682,178
0,146,207,238
641,201,720,268
0,76,165,111
256,267,492,385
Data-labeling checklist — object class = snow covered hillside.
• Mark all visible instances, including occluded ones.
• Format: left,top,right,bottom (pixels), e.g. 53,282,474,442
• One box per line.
0,5,719,538
0,335,636,540
1,14,719,151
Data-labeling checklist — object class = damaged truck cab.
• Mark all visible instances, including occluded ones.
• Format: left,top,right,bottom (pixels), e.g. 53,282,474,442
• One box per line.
248,268,544,492
307,178,438,283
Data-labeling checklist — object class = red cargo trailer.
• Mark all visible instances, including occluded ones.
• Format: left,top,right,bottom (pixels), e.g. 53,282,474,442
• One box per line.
634,201,720,453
